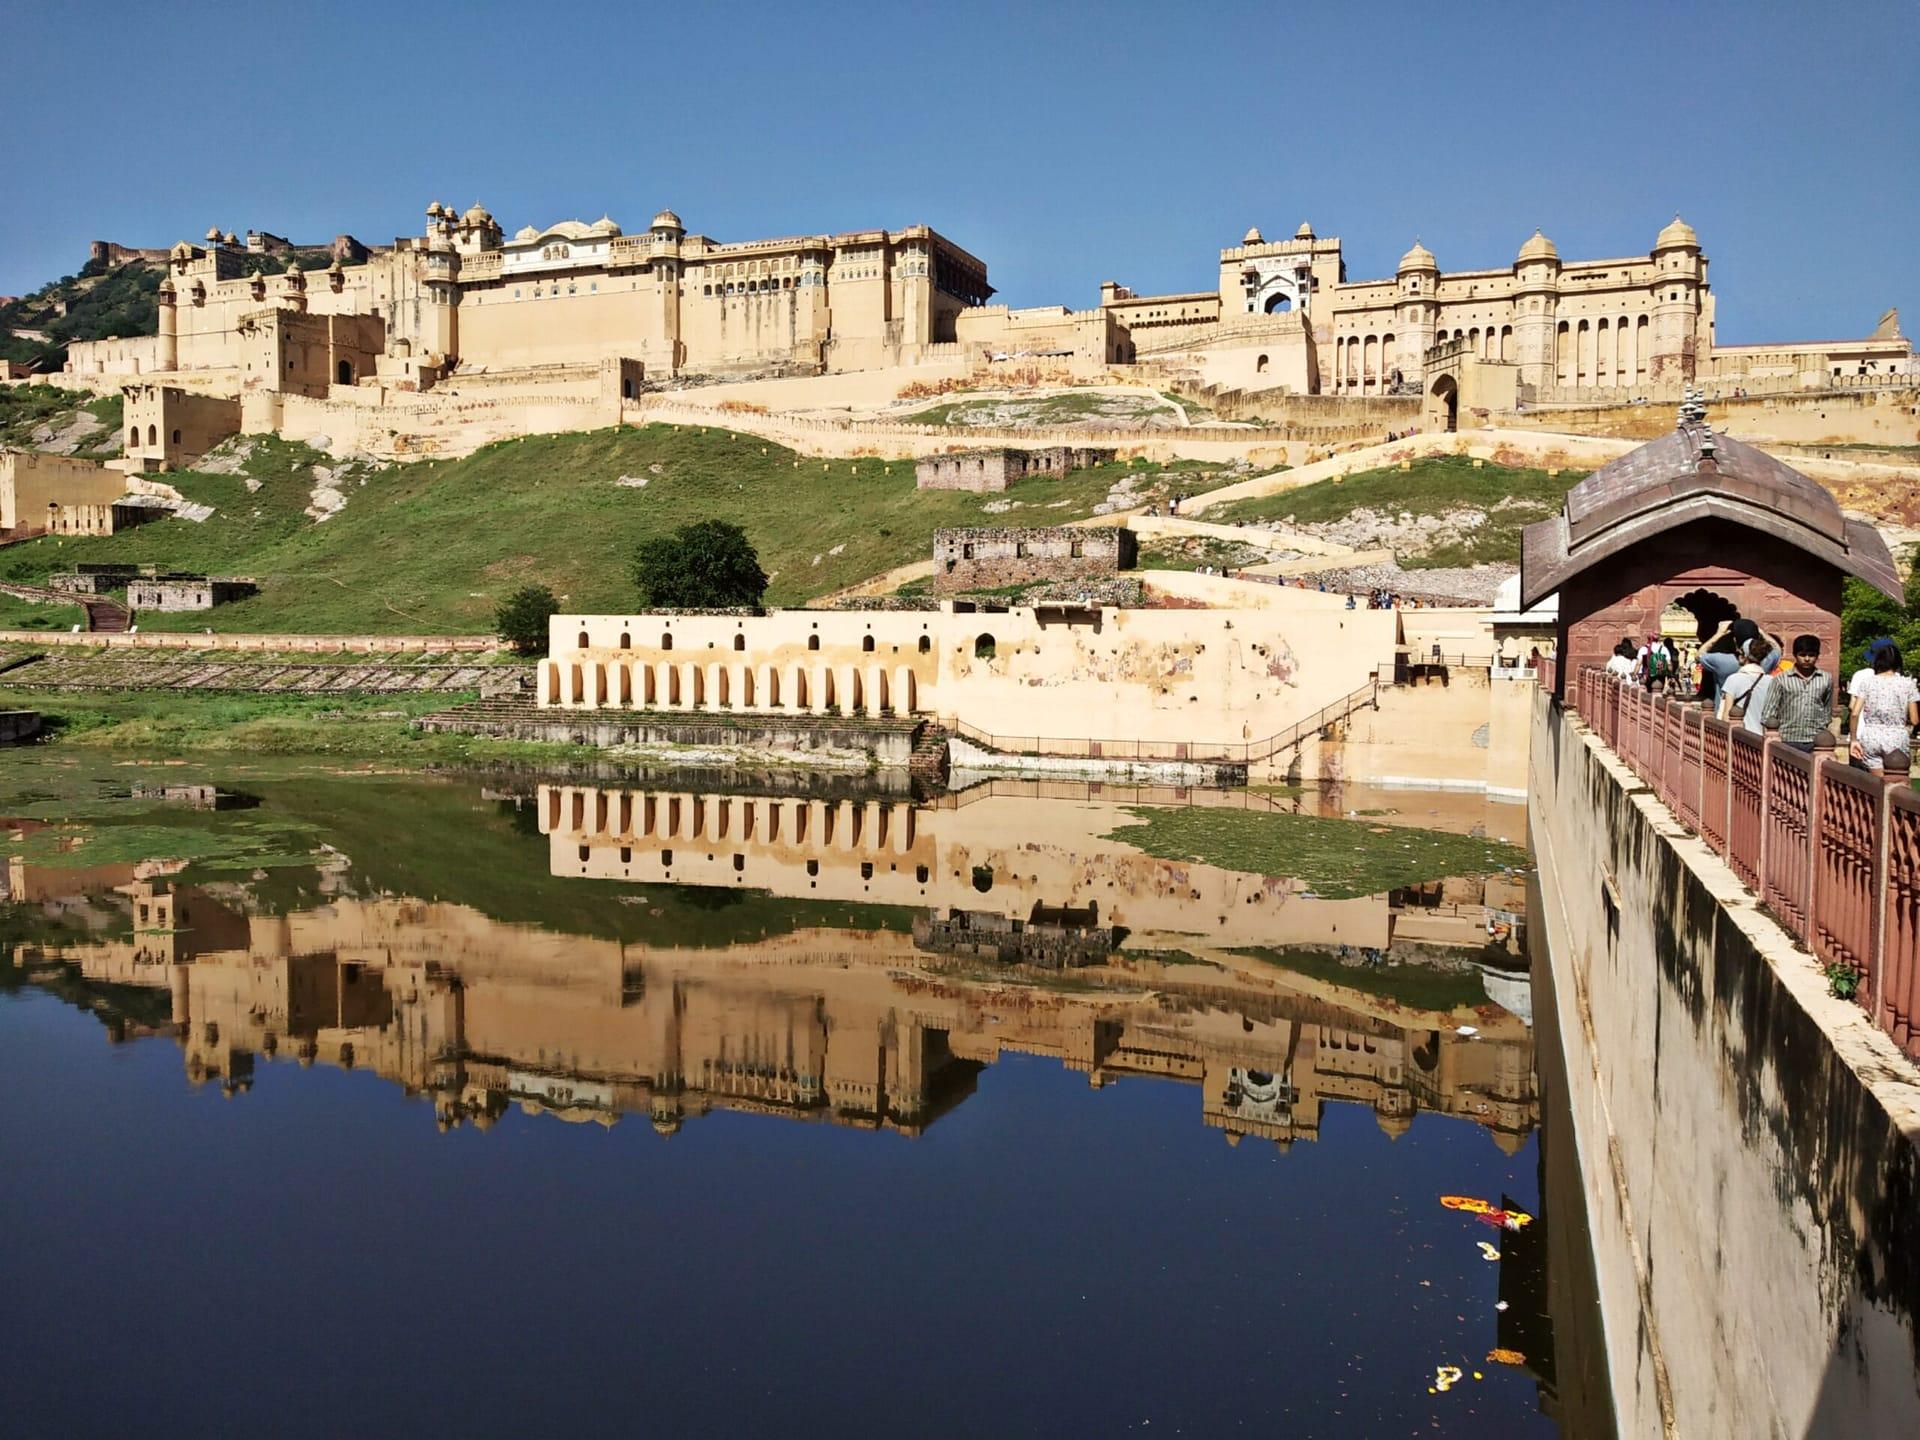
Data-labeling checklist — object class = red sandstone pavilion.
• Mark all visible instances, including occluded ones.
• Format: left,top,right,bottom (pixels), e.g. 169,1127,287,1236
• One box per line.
1522,396,1919,1062
1521,389,1901,686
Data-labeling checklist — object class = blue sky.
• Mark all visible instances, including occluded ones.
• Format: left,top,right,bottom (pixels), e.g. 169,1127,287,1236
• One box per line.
3,0,1913,343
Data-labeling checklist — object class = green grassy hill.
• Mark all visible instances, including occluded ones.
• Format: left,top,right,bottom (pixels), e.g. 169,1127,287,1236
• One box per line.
1206,454,1585,568
0,423,1216,634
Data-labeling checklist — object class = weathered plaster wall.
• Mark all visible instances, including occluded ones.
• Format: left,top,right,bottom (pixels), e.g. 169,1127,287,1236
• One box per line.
1530,692,1920,1437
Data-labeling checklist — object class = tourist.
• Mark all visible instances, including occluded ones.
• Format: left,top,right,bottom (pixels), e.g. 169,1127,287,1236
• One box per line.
1643,637,1675,692
1848,641,1918,773
1758,634,1834,750
1699,617,1780,701
1849,636,1895,705
1606,641,1637,681
1714,638,1770,722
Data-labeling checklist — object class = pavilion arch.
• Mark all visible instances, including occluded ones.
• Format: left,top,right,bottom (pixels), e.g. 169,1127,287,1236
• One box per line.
1667,587,1741,642
593,664,608,706
569,664,585,704
544,662,560,703
616,664,632,706
791,667,809,709
764,665,781,708
741,666,756,708
1426,374,1459,433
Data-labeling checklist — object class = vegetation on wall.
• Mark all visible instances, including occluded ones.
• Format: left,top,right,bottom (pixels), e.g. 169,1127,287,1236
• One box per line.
0,259,163,369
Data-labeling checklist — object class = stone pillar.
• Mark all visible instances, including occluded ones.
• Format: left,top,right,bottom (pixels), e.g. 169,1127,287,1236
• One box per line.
156,282,178,372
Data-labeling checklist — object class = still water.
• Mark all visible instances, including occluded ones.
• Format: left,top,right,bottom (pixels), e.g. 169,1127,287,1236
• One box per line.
1,758,1600,1437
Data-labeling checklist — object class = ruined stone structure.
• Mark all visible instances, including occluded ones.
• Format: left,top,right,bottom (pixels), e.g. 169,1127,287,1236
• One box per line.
914,445,1115,493
932,526,1135,594
126,574,258,612
122,385,243,472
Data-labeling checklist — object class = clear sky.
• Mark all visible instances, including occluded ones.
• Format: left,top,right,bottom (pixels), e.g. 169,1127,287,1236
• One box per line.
3,0,1914,343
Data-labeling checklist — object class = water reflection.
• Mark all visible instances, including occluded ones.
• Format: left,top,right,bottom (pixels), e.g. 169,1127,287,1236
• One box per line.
8,779,1536,1152
3,769,1575,1436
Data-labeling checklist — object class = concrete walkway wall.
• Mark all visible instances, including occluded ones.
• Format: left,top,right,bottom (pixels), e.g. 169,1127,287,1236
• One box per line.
1529,690,1920,1437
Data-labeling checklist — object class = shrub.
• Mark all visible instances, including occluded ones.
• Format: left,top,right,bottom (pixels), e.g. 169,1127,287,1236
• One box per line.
632,519,767,609
495,583,559,654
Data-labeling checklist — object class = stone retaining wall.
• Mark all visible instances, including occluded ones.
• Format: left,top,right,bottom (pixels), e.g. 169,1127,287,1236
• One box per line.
1529,690,1920,1437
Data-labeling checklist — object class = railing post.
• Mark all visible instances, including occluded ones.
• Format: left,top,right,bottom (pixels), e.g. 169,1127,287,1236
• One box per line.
1805,747,1826,940
1871,780,1893,1022
1758,733,1773,894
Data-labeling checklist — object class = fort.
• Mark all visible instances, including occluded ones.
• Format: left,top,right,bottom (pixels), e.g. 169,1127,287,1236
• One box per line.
19,201,1905,472
915,445,1116,492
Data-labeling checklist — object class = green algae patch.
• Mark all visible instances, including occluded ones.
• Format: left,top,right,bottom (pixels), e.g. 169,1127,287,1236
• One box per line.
1104,806,1527,899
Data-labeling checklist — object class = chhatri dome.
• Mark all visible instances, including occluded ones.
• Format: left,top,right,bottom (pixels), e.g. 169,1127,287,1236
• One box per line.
1295,221,1314,239
1397,239,1437,272
1517,229,1559,263
1242,225,1264,245
462,203,493,226
1655,215,1699,250
651,208,684,231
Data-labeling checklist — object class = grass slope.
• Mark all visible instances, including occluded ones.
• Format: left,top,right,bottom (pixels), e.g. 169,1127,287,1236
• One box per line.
1206,455,1583,568
0,424,1216,633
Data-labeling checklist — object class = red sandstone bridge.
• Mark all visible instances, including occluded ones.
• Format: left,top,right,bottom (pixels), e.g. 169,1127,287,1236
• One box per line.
1562,663,1920,1062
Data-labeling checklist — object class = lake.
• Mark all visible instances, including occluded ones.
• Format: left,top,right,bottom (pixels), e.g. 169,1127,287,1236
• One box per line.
0,756,1606,1437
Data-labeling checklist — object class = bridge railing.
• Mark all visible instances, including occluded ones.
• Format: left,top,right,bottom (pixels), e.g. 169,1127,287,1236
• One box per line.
1568,668,1920,1061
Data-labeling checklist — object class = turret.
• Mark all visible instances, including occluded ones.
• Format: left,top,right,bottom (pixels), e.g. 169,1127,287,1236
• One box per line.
1648,215,1702,383
156,278,178,370
1395,241,1439,387
1512,230,1561,389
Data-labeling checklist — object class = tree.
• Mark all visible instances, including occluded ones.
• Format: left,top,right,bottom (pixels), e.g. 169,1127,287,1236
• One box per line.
495,583,559,655
632,520,768,609
1842,570,1920,677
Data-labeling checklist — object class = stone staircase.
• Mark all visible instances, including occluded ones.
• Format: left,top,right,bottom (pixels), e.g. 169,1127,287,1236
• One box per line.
909,721,952,785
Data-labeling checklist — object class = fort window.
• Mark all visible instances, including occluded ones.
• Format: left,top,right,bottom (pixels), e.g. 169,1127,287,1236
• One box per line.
1256,354,1269,373
661,633,673,651
619,632,631,649
733,634,746,651
578,845,590,863
807,635,820,651
861,635,875,652
620,847,632,864
337,360,353,384
661,850,672,867
975,634,997,660
578,630,590,649
917,635,931,653
807,860,819,877
129,426,139,447
146,424,157,445
733,854,746,873
171,429,181,444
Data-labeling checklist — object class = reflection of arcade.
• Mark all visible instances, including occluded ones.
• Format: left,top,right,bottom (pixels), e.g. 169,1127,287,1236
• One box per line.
21,871,1537,1152
537,781,1527,956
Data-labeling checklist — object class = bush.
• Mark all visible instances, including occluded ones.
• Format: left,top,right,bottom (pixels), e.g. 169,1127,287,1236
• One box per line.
495,584,559,654
632,519,768,609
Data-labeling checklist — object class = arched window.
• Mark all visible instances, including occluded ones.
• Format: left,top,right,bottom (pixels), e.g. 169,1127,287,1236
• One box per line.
1255,354,1269,374
917,635,931,654
146,424,157,446
861,635,875,652
733,634,746,651
577,630,590,650
336,360,353,385
975,634,996,660
661,633,673,651
618,633,631,650
170,429,181,444
128,427,139,447
807,634,820,651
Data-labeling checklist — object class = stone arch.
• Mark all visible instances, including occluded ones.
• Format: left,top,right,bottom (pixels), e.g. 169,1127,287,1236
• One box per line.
577,630,590,650
616,664,632,706
336,360,353,385
1426,374,1459,433
146,424,157,446
128,426,139,447
1668,587,1741,642
1255,354,1269,374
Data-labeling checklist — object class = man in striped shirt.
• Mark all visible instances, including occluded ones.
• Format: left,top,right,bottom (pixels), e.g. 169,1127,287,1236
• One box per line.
1758,634,1835,752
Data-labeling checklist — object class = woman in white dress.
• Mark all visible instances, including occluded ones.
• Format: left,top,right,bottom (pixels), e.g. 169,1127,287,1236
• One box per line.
1848,643,1918,772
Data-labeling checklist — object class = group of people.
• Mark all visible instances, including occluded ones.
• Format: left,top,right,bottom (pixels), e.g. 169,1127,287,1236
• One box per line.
1604,617,1920,772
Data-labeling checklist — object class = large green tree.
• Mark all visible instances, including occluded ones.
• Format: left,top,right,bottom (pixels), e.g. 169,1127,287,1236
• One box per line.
494,583,559,654
632,520,768,609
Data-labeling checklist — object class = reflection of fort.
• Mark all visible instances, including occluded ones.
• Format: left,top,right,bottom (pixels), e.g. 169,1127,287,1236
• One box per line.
537,779,1528,957
18,869,1536,1152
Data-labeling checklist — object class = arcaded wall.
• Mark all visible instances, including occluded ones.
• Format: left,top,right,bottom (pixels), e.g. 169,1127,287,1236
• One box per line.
1529,691,1920,1437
